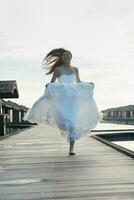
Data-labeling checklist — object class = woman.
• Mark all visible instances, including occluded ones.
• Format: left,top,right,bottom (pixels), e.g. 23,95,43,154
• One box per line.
23,48,101,155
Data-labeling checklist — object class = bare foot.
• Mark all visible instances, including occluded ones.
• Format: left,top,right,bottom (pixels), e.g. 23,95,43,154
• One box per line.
69,152,76,156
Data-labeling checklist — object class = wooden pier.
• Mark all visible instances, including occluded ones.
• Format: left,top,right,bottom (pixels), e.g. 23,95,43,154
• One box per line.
0,124,134,200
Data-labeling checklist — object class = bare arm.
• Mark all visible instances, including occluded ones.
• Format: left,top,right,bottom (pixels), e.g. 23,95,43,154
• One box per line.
74,67,94,85
45,68,58,87
50,68,58,83
74,67,81,82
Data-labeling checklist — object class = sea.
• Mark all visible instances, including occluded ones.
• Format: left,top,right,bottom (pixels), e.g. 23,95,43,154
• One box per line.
94,122,134,152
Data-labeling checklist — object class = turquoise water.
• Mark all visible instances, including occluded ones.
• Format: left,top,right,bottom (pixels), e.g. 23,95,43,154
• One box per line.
6,127,29,134
96,122,134,130
95,122,134,152
113,141,134,151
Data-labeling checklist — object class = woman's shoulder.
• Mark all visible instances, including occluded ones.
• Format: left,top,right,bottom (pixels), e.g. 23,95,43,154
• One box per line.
72,66,78,71
72,66,79,74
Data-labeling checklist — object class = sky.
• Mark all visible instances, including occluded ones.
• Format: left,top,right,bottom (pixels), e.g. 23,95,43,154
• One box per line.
0,0,134,111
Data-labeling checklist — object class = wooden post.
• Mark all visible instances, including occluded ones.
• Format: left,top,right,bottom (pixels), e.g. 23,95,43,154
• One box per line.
0,98,2,114
0,114,6,136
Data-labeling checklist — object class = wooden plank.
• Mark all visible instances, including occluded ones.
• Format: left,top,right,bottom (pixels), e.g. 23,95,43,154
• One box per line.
0,124,134,200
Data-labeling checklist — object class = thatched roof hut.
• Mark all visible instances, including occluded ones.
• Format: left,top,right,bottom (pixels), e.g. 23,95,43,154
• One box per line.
101,105,134,112
0,80,19,98
4,100,28,111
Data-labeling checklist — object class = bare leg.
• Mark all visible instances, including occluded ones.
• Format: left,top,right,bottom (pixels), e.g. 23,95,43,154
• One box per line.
69,140,75,155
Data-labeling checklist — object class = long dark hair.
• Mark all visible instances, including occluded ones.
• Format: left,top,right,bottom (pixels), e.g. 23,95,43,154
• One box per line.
42,48,72,75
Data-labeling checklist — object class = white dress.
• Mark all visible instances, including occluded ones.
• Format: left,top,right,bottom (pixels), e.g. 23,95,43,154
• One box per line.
23,74,101,142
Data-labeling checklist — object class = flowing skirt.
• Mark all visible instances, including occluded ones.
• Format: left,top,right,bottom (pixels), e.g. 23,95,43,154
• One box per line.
23,82,101,142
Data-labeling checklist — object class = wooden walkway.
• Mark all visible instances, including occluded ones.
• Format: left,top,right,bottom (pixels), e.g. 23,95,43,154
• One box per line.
0,124,134,200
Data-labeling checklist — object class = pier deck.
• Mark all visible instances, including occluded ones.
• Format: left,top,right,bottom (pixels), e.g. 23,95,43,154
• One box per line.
0,124,134,200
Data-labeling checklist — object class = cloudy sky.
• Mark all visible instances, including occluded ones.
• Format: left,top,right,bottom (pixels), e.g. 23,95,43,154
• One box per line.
0,0,134,111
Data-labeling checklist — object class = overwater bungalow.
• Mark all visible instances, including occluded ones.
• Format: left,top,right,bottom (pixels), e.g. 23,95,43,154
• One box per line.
2,100,28,124
0,80,19,111
0,80,31,136
0,80,19,98
101,105,134,124
0,80,19,135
